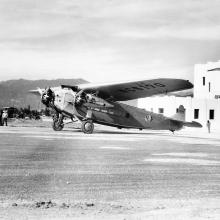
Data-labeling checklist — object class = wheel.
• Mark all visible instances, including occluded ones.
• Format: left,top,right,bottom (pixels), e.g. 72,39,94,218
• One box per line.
81,120,94,134
52,120,64,131
52,113,64,131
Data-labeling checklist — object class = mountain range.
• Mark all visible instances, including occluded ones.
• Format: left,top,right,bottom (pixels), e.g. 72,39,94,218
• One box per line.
0,78,88,109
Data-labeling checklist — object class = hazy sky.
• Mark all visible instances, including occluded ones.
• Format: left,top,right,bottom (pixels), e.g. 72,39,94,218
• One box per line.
0,0,220,83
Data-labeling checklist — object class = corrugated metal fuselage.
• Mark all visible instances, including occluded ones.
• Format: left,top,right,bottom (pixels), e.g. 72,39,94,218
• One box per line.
76,101,183,131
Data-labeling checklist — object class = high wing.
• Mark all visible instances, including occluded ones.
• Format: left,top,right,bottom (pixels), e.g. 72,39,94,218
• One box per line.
76,78,193,101
157,88,193,97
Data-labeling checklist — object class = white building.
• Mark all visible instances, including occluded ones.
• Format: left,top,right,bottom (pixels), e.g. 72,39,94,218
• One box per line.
138,61,220,131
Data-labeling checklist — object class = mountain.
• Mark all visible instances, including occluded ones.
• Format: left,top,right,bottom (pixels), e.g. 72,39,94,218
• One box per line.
0,78,88,109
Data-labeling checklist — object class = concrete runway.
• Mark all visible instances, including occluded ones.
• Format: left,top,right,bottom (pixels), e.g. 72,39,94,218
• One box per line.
0,126,220,219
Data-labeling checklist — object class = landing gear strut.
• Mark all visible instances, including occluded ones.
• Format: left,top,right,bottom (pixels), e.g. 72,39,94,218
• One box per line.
52,113,64,131
81,120,94,134
170,129,175,134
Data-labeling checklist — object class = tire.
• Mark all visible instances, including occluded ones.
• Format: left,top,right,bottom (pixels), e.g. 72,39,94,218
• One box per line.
52,120,64,131
52,114,64,131
81,120,94,134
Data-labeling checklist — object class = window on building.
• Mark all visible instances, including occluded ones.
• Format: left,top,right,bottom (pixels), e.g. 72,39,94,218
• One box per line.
203,77,205,86
209,109,214,120
194,109,199,119
158,108,164,114
209,82,211,92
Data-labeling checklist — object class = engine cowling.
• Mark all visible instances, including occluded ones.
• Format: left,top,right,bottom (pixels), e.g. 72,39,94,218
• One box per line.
41,88,55,107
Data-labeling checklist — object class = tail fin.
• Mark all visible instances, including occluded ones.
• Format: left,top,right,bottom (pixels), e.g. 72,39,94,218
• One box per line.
172,105,185,121
170,105,202,128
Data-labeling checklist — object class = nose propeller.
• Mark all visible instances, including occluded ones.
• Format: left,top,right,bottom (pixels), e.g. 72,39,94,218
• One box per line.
41,87,55,107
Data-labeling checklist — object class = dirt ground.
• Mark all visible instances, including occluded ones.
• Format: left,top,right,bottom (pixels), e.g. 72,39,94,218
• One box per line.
0,124,220,220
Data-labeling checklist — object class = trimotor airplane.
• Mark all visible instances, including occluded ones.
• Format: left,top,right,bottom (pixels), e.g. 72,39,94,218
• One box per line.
30,78,202,134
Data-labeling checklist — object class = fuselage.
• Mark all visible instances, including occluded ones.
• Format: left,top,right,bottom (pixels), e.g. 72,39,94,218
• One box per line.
76,101,183,131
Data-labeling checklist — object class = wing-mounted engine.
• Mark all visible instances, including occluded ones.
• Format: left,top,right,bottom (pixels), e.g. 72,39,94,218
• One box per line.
61,84,112,107
75,90,113,107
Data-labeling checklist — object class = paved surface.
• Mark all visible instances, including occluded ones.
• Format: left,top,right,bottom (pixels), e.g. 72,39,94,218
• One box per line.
0,126,220,219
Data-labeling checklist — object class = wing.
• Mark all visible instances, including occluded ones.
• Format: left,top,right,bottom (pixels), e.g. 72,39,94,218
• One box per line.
78,78,193,101
157,88,193,97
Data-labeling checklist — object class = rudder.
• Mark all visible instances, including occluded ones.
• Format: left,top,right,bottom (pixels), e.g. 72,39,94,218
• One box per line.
172,105,185,121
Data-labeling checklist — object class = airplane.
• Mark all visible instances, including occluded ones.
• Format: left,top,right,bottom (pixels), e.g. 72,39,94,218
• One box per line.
30,78,202,134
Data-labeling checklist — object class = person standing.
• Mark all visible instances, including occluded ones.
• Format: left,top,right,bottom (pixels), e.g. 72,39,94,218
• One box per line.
206,120,211,133
0,110,2,126
2,110,8,126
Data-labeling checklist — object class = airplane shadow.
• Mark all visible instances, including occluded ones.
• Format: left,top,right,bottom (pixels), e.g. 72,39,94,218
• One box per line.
63,127,170,136
96,130,168,135
62,129,212,140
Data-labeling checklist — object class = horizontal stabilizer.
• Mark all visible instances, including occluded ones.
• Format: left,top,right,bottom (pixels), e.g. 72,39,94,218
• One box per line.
183,121,203,128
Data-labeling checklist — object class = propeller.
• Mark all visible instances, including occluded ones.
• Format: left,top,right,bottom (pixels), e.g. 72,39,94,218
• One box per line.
28,87,44,96
29,87,54,107
41,87,55,107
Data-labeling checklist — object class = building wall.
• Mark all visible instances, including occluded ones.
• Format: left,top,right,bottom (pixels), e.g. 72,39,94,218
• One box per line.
194,61,220,99
138,96,220,131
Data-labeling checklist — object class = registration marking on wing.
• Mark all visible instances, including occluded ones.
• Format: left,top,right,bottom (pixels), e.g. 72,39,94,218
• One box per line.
118,83,166,93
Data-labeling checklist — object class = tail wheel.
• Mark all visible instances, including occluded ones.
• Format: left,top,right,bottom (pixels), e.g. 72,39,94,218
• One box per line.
81,120,94,134
52,113,64,131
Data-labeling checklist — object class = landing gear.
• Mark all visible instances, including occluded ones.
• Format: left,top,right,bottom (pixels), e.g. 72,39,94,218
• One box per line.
52,113,64,131
81,120,94,134
170,129,175,134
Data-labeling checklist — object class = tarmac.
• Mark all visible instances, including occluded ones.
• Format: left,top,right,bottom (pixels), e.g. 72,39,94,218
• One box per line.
0,125,220,220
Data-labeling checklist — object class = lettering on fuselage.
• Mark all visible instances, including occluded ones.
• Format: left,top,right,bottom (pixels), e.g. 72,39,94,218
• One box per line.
118,83,166,93
88,107,114,115
88,106,123,117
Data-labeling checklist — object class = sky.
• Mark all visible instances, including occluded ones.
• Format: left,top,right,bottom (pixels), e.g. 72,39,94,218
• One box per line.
0,0,220,83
